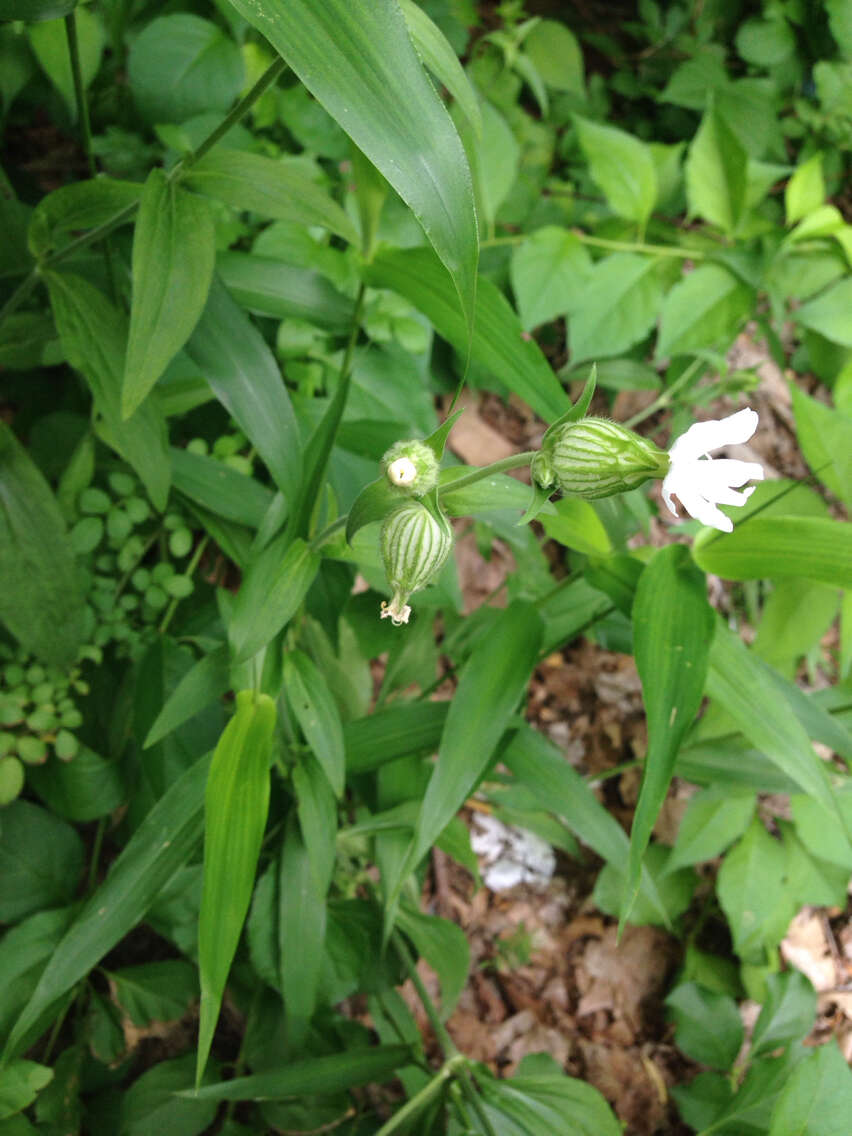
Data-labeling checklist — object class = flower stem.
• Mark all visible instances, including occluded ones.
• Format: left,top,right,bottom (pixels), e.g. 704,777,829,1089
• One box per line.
65,12,95,178
440,451,537,495
373,1054,466,1136
482,231,704,259
622,357,704,428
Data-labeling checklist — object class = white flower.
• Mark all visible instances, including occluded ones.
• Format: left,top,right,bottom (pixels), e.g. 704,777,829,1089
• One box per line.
662,408,764,533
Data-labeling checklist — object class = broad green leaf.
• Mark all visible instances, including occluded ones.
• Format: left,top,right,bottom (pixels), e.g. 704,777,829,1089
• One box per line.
574,116,657,229
396,907,469,1019
186,276,302,503
785,153,825,224
284,650,345,798
0,1061,52,1121
666,982,743,1069
666,785,755,872
197,691,275,1084
542,497,612,558
344,702,448,775
717,819,796,962
523,18,584,95
686,1046,805,1136
228,536,320,662
107,960,198,1027
826,0,852,57
790,788,852,868
127,14,243,125
171,447,274,529
293,755,338,896
510,226,592,331
144,644,230,749
657,263,753,359
123,170,215,418
0,312,60,371
5,754,210,1060
753,577,839,677
0,908,75,1043
791,383,852,507
479,1062,620,1136
781,820,850,909
28,177,142,258
768,1042,852,1136
796,277,852,347
707,620,838,813
45,271,171,510
686,106,747,234
216,251,352,330
26,745,124,822
0,801,83,924
121,1054,218,1136
751,971,816,1060
180,1045,411,1101
184,150,358,244
399,0,481,137
568,253,664,362
28,8,102,120
410,602,543,867
693,516,852,587
279,813,327,1046
736,14,795,67
0,424,85,666
365,247,570,422
626,546,714,920
475,100,520,229
224,0,478,333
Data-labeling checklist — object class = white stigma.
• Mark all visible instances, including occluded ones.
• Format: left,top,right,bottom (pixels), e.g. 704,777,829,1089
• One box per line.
387,457,418,487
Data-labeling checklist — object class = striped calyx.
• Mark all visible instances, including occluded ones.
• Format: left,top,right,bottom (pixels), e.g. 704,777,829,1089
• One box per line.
532,418,668,500
382,439,439,497
380,501,453,626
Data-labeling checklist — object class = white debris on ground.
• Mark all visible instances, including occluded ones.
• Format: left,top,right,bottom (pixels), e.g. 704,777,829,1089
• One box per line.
470,812,556,891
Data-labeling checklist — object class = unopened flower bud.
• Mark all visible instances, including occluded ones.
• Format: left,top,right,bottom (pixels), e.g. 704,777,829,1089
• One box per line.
380,501,453,626
532,418,668,499
382,439,439,497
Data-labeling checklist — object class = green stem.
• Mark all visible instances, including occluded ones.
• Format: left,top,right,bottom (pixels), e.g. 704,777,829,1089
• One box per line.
171,55,287,177
392,931,458,1058
309,514,348,551
440,451,537,495
455,1065,499,1136
158,535,209,635
0,268,39,325
65,11,95,178
482,231,704,259
622,357,704,428
373,1054,466,1136
87,817,107,892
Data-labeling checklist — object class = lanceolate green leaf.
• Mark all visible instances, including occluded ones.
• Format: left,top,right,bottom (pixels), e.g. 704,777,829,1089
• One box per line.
365,247,570,422
123,170,216,418
284,651,345,798
217,251,352,331
0,424,85,666
399,0,482,139
707,619,837,812
5,754,211,1060
179,1045,411,1102
171,446,274,529
184,150,358,244
626,546,714,924
279,813,327,1047
45,271,171,510
411,601,543,866
656,263,753,359
574,115,658,229
228,536,321,663
223,0,478,333
685,105,747,234
693,516,852,587
186,277,302,504
28,177,142,257
197,692,276,1085
144,644,230,750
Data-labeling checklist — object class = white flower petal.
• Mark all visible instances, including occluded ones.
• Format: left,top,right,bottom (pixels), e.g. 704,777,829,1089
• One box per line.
694,458,765,491
675,484,734,532
668,408,759,463
661,471,680,517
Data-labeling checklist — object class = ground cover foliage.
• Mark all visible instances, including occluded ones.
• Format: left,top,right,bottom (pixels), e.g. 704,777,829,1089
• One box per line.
0,0,851,1132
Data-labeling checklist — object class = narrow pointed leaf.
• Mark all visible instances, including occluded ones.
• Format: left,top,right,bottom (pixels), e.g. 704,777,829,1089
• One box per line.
399,0,482,138
293,755,338,895
228,536,320,662
411,601,543,866
123,170,215,417
625,546,714,924
45,272,171,510
279,814,327,1047
184,150,358,243
693,516,852,587
197,692,276,1085
5,753,210,1060
284,651,345,798
223,0,478,332
346,477,401,544
186,276,302,503
144,645,230,749
365,247,569,422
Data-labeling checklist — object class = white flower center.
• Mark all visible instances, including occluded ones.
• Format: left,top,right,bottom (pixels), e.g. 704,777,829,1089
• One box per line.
387,457,417,487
